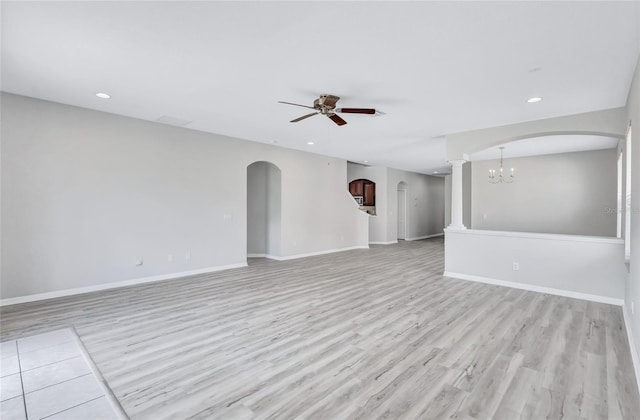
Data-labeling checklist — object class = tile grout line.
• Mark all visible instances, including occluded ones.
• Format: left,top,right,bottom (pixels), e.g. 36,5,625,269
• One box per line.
70,328,129,420
17,339,75,357
15,341,29,420
39,395,105,420
24,373,93,395
20,355,83,374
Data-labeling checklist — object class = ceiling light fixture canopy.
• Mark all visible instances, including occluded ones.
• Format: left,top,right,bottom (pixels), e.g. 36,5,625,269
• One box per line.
527,96,542,103
488,147,514,184
95,92,110,99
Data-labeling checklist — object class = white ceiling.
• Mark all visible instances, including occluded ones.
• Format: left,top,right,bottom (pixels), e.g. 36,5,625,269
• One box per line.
468,135,619,162
2,1,639,174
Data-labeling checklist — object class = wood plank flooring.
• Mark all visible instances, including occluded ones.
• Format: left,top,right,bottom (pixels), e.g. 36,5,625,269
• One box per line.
1,238,639,419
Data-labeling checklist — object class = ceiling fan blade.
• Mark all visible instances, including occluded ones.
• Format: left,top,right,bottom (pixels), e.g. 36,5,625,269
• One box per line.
290,112,319,123
328,114,347,126
335,108,376,114
322,95,340,108
278,101,316,110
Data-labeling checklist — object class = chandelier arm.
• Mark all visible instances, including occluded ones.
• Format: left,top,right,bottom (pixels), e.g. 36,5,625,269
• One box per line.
488,146,515,184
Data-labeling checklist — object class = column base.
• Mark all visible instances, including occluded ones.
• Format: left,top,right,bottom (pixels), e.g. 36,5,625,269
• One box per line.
446,224,467,230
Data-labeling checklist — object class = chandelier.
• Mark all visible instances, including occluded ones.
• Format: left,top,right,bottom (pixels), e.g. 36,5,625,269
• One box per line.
488,147,514,184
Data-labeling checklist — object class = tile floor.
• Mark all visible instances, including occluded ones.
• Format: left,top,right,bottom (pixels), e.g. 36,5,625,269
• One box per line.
0,329,121,420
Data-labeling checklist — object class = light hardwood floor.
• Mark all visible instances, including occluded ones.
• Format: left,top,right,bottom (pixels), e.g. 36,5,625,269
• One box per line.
2,238,639,419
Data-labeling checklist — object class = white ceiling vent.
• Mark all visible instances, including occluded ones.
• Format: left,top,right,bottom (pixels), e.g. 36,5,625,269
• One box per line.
155,115,192,127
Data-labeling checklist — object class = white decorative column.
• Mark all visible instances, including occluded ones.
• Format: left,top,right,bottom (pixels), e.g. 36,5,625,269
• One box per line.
448,159,467,229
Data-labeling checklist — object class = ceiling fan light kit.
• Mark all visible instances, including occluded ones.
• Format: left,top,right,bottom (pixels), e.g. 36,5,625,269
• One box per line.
278,94,377,126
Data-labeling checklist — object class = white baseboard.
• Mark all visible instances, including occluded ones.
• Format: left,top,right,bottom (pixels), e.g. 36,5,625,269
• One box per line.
623,304,640,397
248,253,282,260
0,263,248,307
369,241,398,245
405,233,444,241
443,271,625,306
272,245,369,261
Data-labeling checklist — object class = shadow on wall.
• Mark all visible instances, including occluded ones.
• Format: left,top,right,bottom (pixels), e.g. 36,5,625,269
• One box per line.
247,161,282,258
397,181,408,240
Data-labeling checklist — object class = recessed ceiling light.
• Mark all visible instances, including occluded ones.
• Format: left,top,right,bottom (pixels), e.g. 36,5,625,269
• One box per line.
433,171,439,174
95,92,110,99
527,97,542,103
363,160,369,163
307,141,314,145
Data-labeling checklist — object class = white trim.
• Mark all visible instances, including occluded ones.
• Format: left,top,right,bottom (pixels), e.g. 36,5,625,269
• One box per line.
71,329,129,419
0,263,248,307
369,241,398,245
444,228,623,244
272,245,369,261
247,253,279,259
405,233,444,241
443,271,624,306
623,304,640,398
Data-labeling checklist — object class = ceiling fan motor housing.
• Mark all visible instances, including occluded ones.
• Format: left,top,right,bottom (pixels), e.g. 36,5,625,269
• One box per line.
279,94,375,125
314,95,335,114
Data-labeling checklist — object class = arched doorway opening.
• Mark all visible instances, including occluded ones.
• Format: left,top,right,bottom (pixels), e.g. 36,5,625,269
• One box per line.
247,161,281,259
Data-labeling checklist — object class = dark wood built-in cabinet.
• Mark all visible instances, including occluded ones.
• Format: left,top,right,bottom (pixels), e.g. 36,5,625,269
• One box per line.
349,179,375,206
363,183,375,206
349,180,364,197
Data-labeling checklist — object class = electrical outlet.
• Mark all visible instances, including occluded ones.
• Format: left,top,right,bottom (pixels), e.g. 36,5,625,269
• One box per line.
168,254,173,262
185,252,191,261
512,262,519,271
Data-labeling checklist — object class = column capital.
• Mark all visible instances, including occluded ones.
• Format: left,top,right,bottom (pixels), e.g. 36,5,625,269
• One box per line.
448,159,467,167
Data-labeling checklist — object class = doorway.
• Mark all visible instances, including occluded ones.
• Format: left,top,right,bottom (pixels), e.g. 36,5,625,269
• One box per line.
397,182,408,240
247,161,281,258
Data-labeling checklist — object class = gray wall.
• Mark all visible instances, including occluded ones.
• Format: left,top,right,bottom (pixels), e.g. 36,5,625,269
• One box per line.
1,93,368,299
624,55,640,385
347,163,445,243
471,149,617,236
387,168,445,240
346,164,388,243
444,175,451,227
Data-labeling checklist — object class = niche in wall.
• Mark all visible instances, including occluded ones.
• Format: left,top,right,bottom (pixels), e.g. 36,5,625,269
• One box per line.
247,161,281,258
397,181,408,240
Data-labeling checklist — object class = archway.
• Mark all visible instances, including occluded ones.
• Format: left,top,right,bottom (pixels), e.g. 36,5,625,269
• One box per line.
397,181,408,240
247,161,281,259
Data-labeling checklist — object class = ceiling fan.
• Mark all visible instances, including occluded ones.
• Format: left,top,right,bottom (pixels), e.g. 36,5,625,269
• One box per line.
278,94,377,126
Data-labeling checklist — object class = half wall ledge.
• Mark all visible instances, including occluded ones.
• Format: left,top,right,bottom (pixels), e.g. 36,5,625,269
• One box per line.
444,228,626,305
